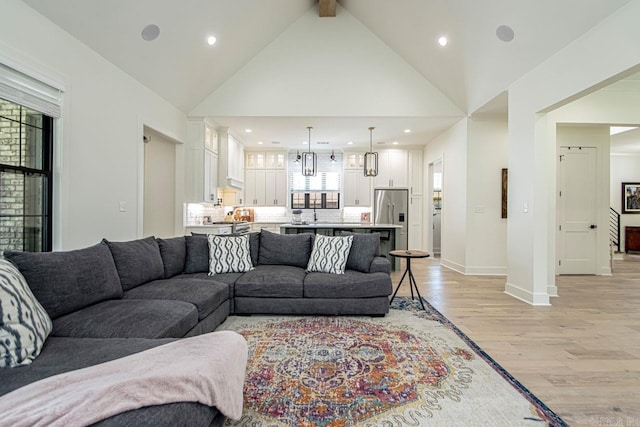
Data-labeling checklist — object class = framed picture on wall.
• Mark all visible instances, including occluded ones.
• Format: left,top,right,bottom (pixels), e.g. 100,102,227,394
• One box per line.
622,182,640,214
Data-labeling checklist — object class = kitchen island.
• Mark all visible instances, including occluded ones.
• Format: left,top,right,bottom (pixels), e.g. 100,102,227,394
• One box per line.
279,223,403,270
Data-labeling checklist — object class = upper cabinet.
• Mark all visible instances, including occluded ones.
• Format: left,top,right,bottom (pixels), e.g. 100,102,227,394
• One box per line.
373,149,408,188
218,130,244,189
244,151,288,207
186,119,218,202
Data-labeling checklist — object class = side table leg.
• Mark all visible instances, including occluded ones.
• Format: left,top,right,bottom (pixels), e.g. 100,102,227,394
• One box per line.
408,266,426,311
389,265,409,304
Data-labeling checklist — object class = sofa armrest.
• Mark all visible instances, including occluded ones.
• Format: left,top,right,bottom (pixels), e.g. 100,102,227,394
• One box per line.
369,257,391,275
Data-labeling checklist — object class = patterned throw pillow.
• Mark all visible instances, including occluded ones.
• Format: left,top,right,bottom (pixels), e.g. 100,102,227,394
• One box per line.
208,234,254,275
306,234,354,275
0,259,52,368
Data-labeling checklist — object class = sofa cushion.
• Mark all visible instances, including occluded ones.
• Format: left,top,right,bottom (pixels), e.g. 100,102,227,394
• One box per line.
123,278,229,320
156,236,186,278
51,300,198,339
258,230,312,268
184,235,209,273
340,231,381,273
208,234,253,274
0,259,52,368
175,272,242,287
4,242,123,319
304,271,392,298
234,265,305,298
104,237,164,290
306,234,353,274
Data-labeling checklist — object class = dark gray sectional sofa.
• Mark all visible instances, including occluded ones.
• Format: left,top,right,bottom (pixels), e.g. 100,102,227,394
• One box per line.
0,229,392,426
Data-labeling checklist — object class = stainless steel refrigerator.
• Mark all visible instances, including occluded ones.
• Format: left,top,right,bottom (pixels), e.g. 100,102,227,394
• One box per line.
373,189,408,267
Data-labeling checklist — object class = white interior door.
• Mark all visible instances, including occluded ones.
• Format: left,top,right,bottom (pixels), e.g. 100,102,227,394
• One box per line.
558,146,597,274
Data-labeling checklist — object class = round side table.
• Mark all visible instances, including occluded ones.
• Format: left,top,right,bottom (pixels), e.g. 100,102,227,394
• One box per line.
389,250,430,310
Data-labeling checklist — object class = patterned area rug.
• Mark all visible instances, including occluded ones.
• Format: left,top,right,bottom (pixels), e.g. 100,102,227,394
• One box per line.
219,297,567,426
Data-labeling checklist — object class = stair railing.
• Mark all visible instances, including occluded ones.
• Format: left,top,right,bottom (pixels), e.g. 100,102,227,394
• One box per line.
609,207,621,253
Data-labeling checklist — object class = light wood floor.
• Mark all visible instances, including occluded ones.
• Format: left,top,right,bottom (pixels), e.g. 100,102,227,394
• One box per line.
391,255,640,427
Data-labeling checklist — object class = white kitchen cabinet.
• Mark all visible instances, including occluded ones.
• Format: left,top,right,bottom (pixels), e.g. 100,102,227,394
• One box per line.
265,169,287,206
373,149,408,188
218,129,245,189
344,152,365,170
244,170,266,206
245,152,265,169
408,194,424,250
408,149,423,197
187,119,220,202
203,149,218,202
343,169,372,207
266,152,286,169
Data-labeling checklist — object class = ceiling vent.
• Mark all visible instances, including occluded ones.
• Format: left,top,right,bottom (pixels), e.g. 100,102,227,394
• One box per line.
317,141,330,145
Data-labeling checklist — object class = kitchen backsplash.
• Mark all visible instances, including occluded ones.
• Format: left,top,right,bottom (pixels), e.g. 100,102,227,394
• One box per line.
186,204,372,225
185,203,225,226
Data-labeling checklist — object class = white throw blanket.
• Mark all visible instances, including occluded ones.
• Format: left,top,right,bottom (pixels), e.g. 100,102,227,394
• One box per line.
0,331,248,427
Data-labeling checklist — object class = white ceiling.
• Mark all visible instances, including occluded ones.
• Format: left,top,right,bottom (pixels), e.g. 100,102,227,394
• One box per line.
22,0,635,149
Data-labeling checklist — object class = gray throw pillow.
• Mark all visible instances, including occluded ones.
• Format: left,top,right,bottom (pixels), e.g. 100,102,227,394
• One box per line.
103,237,164,290
340,231,381,273
184,234,209,273
156,236,186,278
4,242,123,319
258,230,312,268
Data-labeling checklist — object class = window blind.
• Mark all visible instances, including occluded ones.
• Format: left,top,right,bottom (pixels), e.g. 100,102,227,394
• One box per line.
0,63,63,118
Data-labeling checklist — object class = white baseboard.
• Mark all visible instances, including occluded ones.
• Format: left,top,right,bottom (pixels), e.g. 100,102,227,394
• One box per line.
439,258,506,276
504,282,551,306
439,258,465,274
464,266,507,276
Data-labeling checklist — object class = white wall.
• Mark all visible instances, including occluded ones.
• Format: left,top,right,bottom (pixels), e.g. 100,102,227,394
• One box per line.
0,1,187,250
465,118,508,274
506,0,640,305
424,118,468,272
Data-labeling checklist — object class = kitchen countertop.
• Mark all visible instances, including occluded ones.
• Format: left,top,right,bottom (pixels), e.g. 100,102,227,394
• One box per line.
279,223,401,229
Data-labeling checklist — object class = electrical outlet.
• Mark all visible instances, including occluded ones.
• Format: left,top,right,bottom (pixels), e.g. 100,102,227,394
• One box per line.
119,201,127,212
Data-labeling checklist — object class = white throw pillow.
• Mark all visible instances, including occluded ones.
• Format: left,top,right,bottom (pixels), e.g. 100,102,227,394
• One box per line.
0,258,52,368
208,234,254,275
306,234,354,274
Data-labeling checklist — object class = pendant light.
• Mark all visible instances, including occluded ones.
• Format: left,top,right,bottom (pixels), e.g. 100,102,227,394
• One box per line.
295,150,301,163
364,126,378,177
302,126,317,176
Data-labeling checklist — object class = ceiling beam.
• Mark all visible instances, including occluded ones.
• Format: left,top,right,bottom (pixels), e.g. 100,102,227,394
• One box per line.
318,0,336,17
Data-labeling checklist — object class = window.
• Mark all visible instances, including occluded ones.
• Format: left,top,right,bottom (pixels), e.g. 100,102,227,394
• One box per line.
0,98,53,252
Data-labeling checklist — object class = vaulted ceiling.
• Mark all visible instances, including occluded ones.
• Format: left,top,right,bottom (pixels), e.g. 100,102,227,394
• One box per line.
22,0,634,148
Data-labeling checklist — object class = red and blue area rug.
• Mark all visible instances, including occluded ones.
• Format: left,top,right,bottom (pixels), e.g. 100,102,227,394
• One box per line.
220,297,567,426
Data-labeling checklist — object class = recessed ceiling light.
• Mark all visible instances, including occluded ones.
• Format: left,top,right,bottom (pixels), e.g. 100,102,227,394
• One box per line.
207,35,217,46
438,36,448,47
257,141,263,145
404,129,411,133
392,141,399,145
347,141,353,145
141,24,160,42
244,129,252,133
496,25,514,42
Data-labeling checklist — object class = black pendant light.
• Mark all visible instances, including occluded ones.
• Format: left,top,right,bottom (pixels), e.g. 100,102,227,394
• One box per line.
302,126,317,176
364,126,378,177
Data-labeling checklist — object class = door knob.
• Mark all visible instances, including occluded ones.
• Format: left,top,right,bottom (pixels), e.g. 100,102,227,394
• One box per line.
590,224,597,229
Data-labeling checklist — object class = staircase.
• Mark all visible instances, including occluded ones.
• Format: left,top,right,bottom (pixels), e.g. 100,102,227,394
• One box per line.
609,207,621,253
